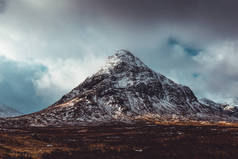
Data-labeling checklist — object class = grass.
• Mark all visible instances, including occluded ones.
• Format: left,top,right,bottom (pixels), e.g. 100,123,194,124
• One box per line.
0,123,238,159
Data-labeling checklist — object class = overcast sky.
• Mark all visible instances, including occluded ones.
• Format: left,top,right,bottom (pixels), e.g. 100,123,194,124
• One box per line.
0,0,238,113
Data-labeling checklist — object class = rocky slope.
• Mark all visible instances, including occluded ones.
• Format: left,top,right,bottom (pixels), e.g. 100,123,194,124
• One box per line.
0,50,237,127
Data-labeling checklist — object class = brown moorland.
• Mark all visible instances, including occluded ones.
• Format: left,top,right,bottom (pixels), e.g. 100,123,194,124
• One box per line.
0,123,238,159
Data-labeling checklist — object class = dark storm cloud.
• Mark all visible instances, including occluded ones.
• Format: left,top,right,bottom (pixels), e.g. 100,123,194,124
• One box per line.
80,0,237,22
74,0,238,40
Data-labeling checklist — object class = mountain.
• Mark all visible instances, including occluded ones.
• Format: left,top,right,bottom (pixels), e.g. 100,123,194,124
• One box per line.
199,98,238,118
221,97,238,106
0,50,237,127
0,104,22,118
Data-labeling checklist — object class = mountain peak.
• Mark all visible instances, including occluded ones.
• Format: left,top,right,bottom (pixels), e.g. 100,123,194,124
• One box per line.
98,49,147,75
111,49,134,58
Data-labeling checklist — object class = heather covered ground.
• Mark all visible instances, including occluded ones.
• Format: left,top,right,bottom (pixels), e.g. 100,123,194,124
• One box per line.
0,123,238,159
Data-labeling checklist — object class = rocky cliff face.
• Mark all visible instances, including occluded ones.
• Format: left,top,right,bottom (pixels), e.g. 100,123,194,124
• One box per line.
1,50,237,127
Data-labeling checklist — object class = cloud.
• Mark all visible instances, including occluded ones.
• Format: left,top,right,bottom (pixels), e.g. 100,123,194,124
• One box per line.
194,41,238,102
0,57,48,113
66,0,238,44
33,54,106,103
0,0,6,13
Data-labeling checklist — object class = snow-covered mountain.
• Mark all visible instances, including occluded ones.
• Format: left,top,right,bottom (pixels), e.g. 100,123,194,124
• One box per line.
0,104,21,118
0,50,237,127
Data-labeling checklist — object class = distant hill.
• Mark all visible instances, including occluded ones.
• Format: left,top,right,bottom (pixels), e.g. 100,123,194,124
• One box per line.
0,104,22,118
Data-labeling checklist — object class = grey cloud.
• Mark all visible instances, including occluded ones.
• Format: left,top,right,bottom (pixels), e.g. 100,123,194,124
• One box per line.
75,1,237,29
63,0,238,47
0,0,6,13
0,57,52,113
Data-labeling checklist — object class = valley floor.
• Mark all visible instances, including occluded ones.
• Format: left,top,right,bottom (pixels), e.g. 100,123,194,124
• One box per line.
0,123,238,159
